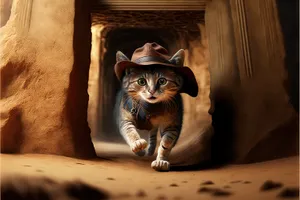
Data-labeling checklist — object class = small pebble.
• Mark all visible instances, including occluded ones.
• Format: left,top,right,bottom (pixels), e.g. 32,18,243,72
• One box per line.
155,186,162,190
212,189,232,196
63,180,108,199
224,185,231,189
198,187,215,193
106,177,115,181
230,180,242,184
36,169,44,173
170,183,178,187
136,189,147,197
23,165,31,167
201,181,214,185
243,181,251,184
198,187,232,196
157,195,167,200
76,162,84,165
260,180,283,191
277,187,299,198
182,181,188,183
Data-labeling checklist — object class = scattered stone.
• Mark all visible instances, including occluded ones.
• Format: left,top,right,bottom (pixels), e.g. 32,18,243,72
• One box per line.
63,180,109,200
76,162,85,165
1,175,109,200
212,189,232,196
277,187,299,198
201,181,214,185
136,189,147,197
1,176,51,200
155,186,162,190
224,185,231,189
23,165,31,167
260,180,283,191
230,180,242,184
36,169,44,173
157,195,167,200
169,183,178,187
106,177,115,181
182,181,188,183
198,187,233,196
243,181,251,184
197,187,215,193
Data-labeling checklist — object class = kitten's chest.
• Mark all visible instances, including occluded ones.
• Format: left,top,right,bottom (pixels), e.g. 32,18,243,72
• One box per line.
135,112,171,130
134,107,168,130
123,98,170,130
148,114,172,127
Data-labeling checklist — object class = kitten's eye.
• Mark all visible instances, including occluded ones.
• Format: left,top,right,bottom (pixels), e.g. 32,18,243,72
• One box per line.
137,78,147,86
158,78,167,85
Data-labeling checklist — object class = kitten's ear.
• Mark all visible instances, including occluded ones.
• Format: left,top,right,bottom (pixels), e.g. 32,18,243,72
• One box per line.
116,51,130,62
169,49,185,66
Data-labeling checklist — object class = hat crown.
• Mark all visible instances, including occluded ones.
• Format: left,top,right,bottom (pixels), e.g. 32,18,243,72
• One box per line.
131,42,170,62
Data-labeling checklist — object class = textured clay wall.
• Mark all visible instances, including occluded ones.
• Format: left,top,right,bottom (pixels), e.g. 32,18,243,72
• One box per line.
206,0,298,164
92,10,204,29
0,0,13,27
0,0,95,158
276,0,299,112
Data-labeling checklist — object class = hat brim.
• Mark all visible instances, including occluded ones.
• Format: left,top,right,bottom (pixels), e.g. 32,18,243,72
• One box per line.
114,61,198,97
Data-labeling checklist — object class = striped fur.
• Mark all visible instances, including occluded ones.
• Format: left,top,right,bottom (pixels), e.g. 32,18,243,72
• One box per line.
114,66,183,171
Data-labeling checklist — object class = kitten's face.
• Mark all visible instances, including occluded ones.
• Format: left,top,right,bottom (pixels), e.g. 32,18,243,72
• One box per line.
122,66,183,104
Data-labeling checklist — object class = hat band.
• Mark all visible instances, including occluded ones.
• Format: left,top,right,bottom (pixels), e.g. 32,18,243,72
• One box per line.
133,56,175,65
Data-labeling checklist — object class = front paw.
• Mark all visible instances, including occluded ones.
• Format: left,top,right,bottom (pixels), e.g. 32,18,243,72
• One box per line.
151,160,170,171
131,139,147,154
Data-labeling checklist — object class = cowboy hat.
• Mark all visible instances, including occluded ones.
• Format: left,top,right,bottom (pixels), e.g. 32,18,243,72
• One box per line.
114,42,198,97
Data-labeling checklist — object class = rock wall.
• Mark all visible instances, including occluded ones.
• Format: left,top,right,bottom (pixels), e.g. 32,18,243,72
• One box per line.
276,0,299,112
0,0,13,27
0,0,96,158
88,25,104,141
206,0,298,164
91,10,204,29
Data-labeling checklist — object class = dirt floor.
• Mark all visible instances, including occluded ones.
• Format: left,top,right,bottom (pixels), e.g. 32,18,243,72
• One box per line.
0,142,299,200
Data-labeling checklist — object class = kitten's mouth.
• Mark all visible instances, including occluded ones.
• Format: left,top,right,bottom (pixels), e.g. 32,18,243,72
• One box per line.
148,96,157,100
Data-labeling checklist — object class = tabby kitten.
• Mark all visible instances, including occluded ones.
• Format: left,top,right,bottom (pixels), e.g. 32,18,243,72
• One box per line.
115,65,184,171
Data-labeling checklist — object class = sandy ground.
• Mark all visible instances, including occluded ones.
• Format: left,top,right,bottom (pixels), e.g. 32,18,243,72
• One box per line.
0,142,299,200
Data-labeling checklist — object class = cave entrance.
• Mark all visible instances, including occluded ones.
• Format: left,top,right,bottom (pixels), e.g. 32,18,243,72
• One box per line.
96,27,176,142
88,10,211,159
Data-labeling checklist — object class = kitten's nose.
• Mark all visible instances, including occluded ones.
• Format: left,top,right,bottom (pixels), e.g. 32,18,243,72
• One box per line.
148,89,155,95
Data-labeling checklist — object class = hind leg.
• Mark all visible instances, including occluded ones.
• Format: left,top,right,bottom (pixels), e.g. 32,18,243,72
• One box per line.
147,128,158,156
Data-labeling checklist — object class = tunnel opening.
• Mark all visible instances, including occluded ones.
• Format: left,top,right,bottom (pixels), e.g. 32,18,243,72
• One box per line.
87,10,212,163
98,27,176,142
